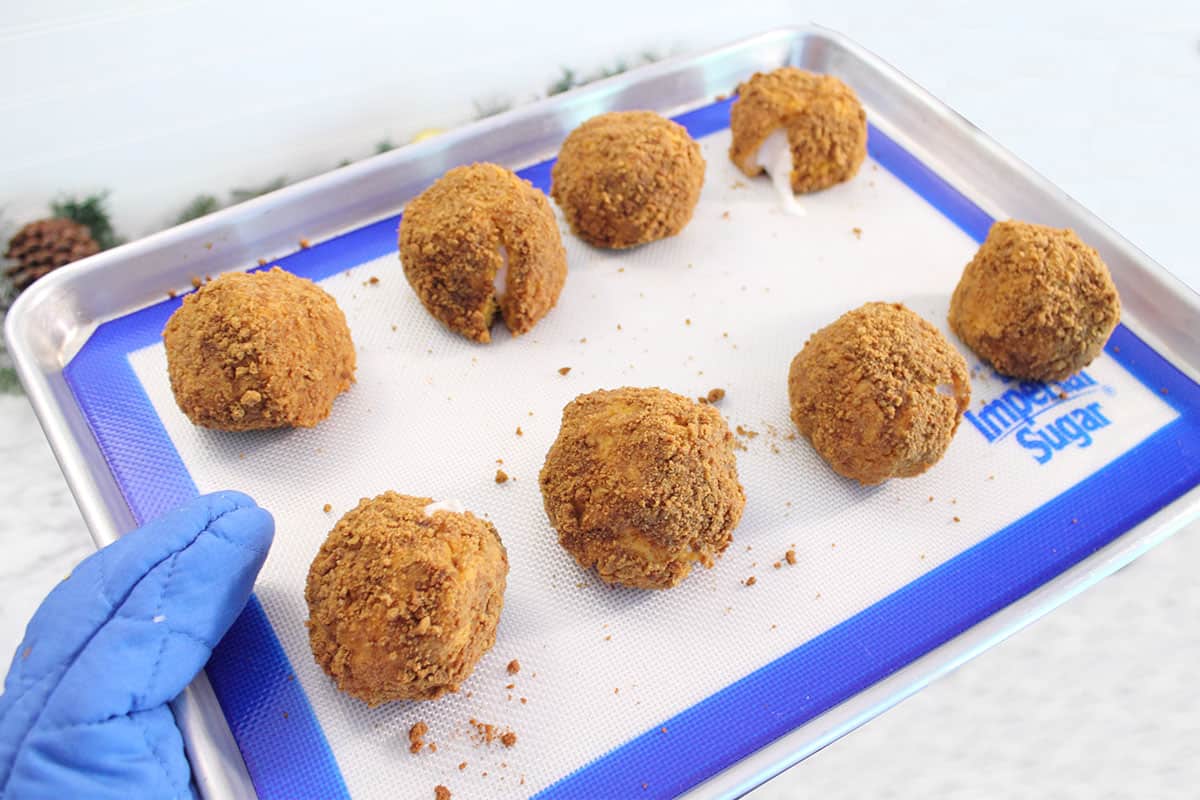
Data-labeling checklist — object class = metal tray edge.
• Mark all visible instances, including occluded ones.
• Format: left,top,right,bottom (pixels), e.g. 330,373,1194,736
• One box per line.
6,23,1200,800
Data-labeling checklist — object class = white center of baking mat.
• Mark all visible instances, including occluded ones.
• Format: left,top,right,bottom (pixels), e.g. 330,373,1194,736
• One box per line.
128,129,1176,799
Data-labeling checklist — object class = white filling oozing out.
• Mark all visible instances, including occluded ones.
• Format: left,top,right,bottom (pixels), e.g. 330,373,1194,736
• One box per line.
424,499,466,517
753,129,806,217
493,245,509,304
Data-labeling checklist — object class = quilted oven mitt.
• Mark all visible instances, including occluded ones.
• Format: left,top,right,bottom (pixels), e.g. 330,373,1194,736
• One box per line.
0,491,274,799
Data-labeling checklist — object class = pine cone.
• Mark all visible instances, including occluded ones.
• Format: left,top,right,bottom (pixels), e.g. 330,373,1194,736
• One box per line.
4,218,100,291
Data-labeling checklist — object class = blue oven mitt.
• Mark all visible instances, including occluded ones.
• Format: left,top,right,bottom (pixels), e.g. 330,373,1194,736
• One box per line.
0,491,274,800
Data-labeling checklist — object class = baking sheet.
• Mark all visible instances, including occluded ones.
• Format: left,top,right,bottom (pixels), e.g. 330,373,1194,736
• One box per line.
57,97,1200,799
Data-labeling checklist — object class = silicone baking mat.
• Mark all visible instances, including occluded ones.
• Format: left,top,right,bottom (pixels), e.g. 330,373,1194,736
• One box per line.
62,98,1200,799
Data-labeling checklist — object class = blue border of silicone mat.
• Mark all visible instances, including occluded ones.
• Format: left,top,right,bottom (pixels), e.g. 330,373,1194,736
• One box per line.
60,98,1200,799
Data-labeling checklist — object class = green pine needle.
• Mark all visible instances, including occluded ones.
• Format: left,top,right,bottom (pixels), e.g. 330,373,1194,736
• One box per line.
229,177,288,204
176,194,220,225
0,274,15,315
0,210,15,314
51,193,122,250
548,67,577,96
0,210,12,254
0,365,19,395
595,60,630,80
546,52,659,98
473,98,513,119
0,272,16,389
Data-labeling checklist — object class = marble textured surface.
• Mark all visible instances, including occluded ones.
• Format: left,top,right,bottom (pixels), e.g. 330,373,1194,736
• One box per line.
2,3,1199,796
752,523,1200,799
0,397,93,666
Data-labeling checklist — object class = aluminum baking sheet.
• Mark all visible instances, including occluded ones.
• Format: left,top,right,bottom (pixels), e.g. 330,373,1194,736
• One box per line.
7,27,1200,800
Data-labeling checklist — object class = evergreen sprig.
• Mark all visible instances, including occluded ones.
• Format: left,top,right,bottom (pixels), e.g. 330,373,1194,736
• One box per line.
230,177,288,204
176,194,221,225
176,177,291,226
473,98,513,119
51,193,122,250
547,68,577,96
547,51,661,96
0,210,12,253
0,360,18,394
0,210,19,392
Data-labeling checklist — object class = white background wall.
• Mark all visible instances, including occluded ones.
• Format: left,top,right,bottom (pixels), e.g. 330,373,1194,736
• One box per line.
2,0,1198,277
2,1,1199,797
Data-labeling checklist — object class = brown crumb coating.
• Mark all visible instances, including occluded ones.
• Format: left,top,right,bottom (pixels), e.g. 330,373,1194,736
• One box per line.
949,220,1121,382
399,163,567,343
551,111,705,249
788,303,970,485
408,721,428,754
539,387,745,589
305,492,508,706
729,67,867,193
162,268,355,430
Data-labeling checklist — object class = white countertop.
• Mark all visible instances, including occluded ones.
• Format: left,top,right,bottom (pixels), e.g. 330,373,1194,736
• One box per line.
1,1,1198,796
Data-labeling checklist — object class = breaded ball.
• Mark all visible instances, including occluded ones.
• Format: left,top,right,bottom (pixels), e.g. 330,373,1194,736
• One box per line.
305,492,508,705
399,163,567,343
729,67,867,194
163,268,355,430
551,111,706,249
788,303,970,485
539,387,744,590
949,220,1121,382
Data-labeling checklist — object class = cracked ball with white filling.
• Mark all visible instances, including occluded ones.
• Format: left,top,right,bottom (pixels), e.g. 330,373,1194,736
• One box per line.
729,67,867,208
399,163,568,343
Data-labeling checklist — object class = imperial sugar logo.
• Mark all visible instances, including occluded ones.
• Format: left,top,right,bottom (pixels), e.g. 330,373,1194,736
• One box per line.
963,370,1114,464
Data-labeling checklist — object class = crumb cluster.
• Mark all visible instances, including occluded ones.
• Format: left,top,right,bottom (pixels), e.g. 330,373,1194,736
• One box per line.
467,718,518,748
409,721,429,754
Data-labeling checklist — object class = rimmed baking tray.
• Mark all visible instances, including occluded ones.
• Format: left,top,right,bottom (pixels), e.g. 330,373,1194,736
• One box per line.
7,26,1200,800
